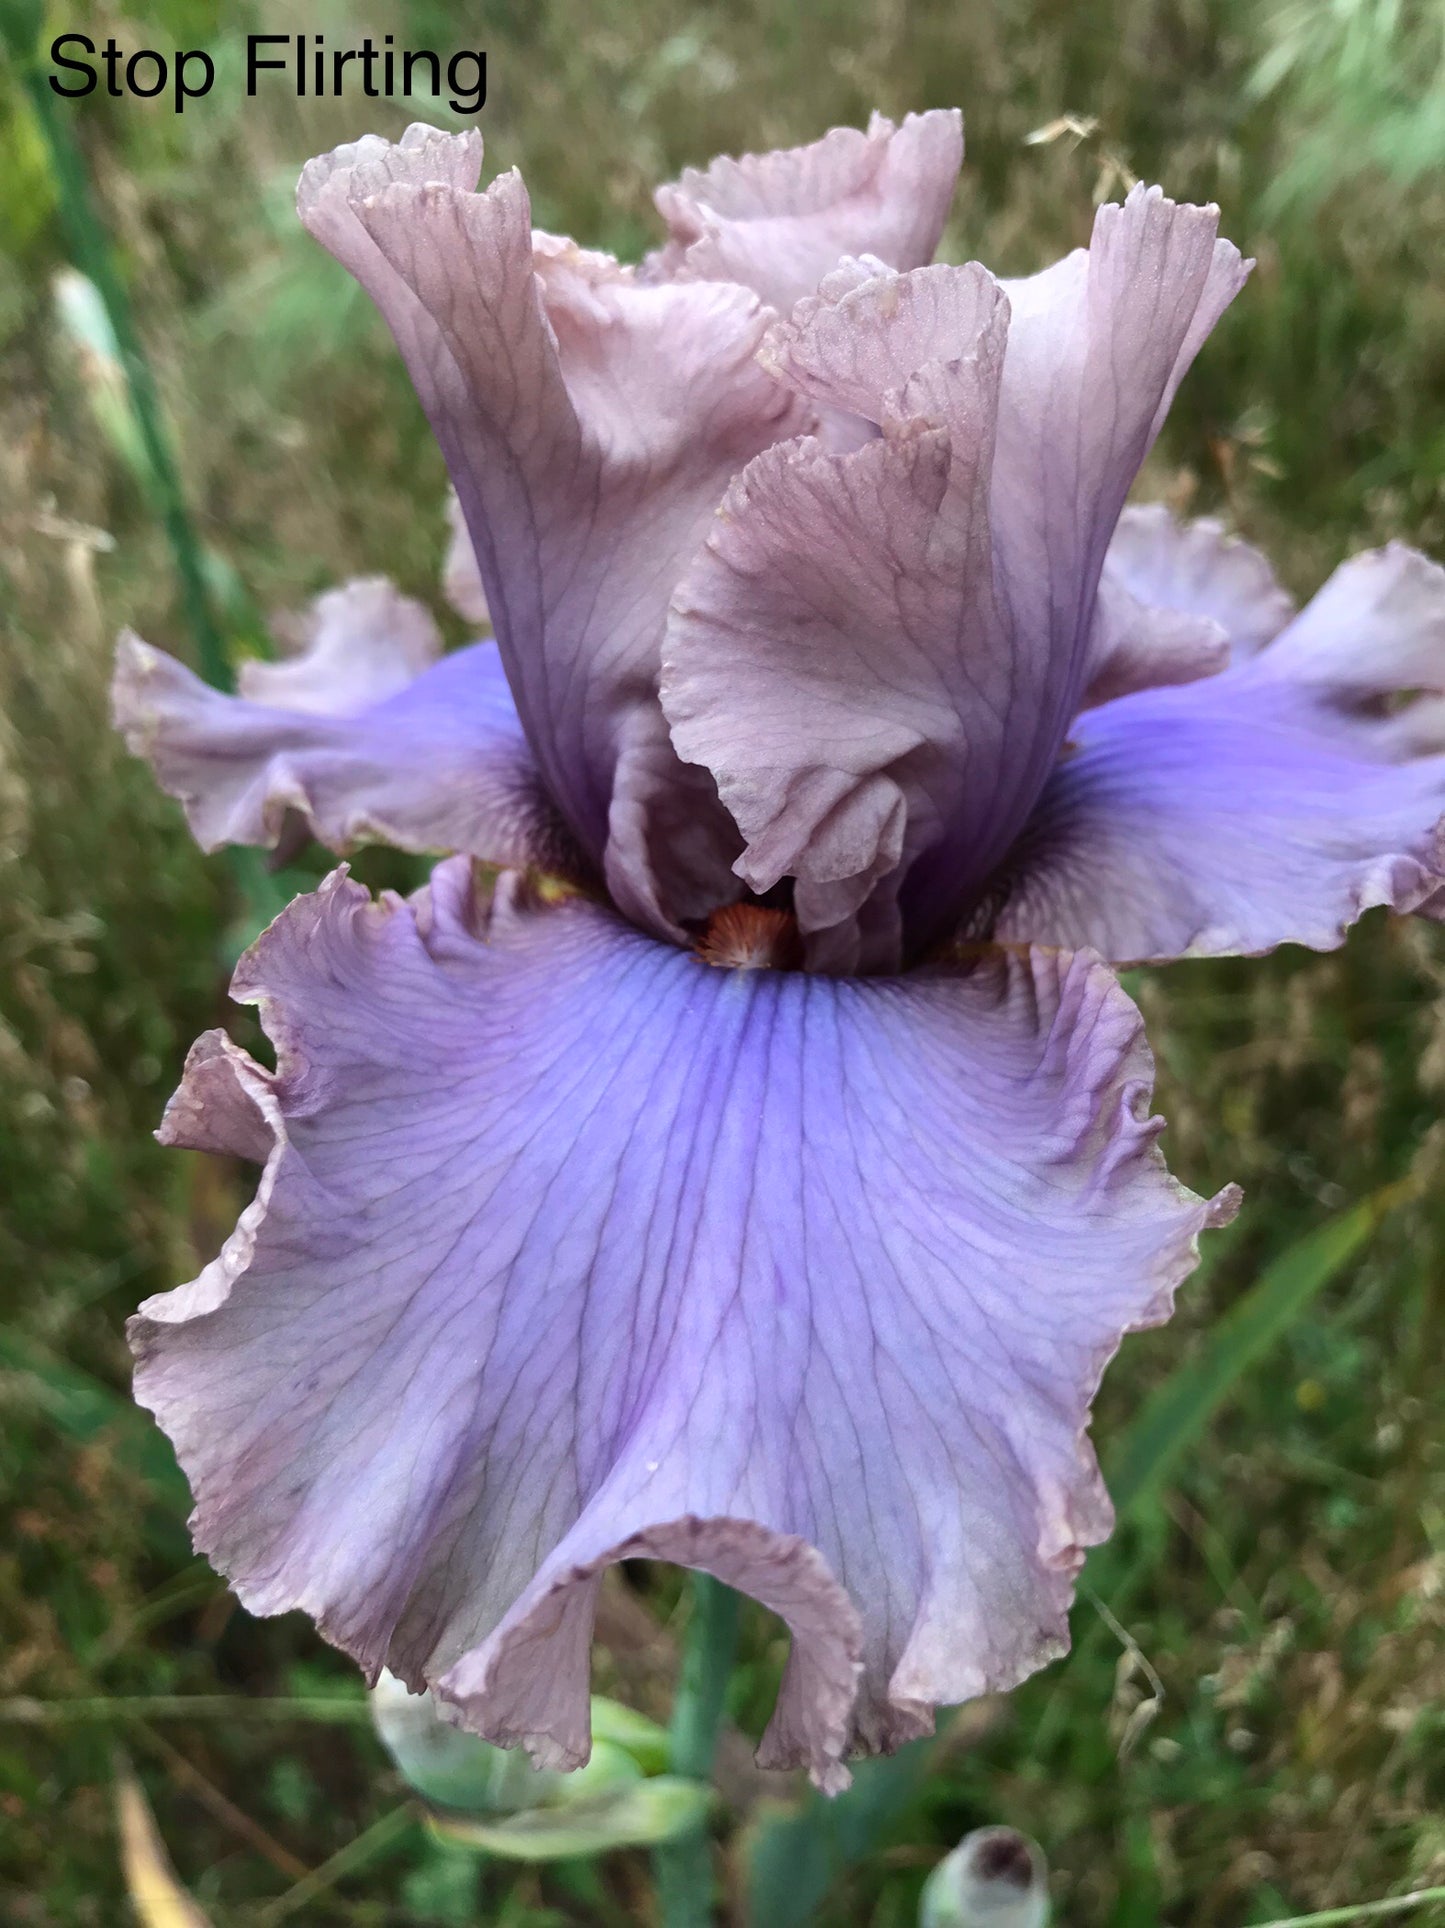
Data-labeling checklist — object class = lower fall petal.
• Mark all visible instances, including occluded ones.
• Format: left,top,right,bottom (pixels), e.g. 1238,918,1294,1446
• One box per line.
994,540,1445,962
1248,542,1445,705
993,674,1445,963
1080,566,1229,710
1078,503,1296,708
113,629,579,878
131,860,1232,1788
236,577,444,715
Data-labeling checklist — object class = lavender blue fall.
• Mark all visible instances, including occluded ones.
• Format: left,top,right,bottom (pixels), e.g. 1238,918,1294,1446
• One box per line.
113,110,1445,1790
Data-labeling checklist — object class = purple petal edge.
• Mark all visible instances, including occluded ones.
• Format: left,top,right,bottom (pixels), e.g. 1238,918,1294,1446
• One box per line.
130,861,1235,1790
996,533,1445,962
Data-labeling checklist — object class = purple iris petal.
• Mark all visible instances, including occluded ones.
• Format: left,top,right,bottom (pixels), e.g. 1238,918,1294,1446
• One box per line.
442,491,490,629
647,109,964,311
1246,541,1445,699
663,191,1247,963
994,537,1445,960
1101,502,1296,660
114,585,574,875
297,125,801,938
237,576,444,712
1081,500,1298,712
119,111,1444,1784
131,857,1232,1789
666,264,1008,971
1081,557,1230,710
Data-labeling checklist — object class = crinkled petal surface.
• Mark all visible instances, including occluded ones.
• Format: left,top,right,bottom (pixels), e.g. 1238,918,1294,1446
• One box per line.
1101,503,1295,660
1080,564,1229,710
909,189,1248,927
666,265,1009,969
1248,542,1445,703
114,628,576,877
298,124,798,935
132,859,1231,1789
663,189,1247,964
236,578,443,715
994,542,1445,961
648,109,963,311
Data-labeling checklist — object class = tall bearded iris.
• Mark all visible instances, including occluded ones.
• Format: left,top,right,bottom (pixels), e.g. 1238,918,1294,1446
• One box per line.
114,112,1445,1790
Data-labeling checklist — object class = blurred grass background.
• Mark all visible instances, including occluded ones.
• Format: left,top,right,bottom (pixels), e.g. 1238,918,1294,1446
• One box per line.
2,0,1445,1921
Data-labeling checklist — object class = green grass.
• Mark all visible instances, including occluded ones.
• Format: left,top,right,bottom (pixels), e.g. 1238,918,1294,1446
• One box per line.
2,0,1444,1921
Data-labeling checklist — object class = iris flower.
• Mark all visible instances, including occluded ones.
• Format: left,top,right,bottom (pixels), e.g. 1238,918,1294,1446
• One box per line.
115,112,1445,1790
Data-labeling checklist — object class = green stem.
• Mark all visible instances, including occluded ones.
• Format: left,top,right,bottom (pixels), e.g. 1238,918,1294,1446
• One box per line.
21,59,231,691
253,1804,417,1924
652,1575,741,1928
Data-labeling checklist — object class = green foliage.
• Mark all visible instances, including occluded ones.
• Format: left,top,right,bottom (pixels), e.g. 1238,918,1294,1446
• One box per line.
1249,0,1445,210
2,0,1444,1923
431,1780,714,1864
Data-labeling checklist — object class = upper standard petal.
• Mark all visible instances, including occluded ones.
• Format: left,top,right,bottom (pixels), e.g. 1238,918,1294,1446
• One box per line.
664,265,1009,971
648,109,963,311
663,190,1247,965
295,124,794,937
298,124,801,938
131,859,1231,1789
1100,502,1295,661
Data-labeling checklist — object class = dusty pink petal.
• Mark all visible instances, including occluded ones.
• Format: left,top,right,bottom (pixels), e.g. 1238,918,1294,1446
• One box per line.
237,578,443,715
1100,503,1295,661
958,190,1249,880
442,492,489,629
665,264,1007,970
113,627,576,877
1249,542,1445,706
664,189,1246,963
131,859,1231,1788
298,124,800,936
604,705,745,929
649,110,963,310
1081,569,1229,709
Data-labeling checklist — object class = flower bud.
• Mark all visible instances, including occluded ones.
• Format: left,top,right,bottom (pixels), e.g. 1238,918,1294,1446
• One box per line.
370,1668,560,1814
919,1827,1050,1928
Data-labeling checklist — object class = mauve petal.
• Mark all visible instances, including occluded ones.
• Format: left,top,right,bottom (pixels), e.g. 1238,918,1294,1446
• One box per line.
898,189,1250,930
1080,568,1229,710
237,578,442,714
1101,503,1295,659
648,110,963,311
1246,546,1445,844
1249,542,1445,704
442,492,490,629
131,859,1232,1788
992,678,1445,964
298,124,798,936
113,623,578,878
1085,495,1294,708
665,264,1007,970
664,190,1245,964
